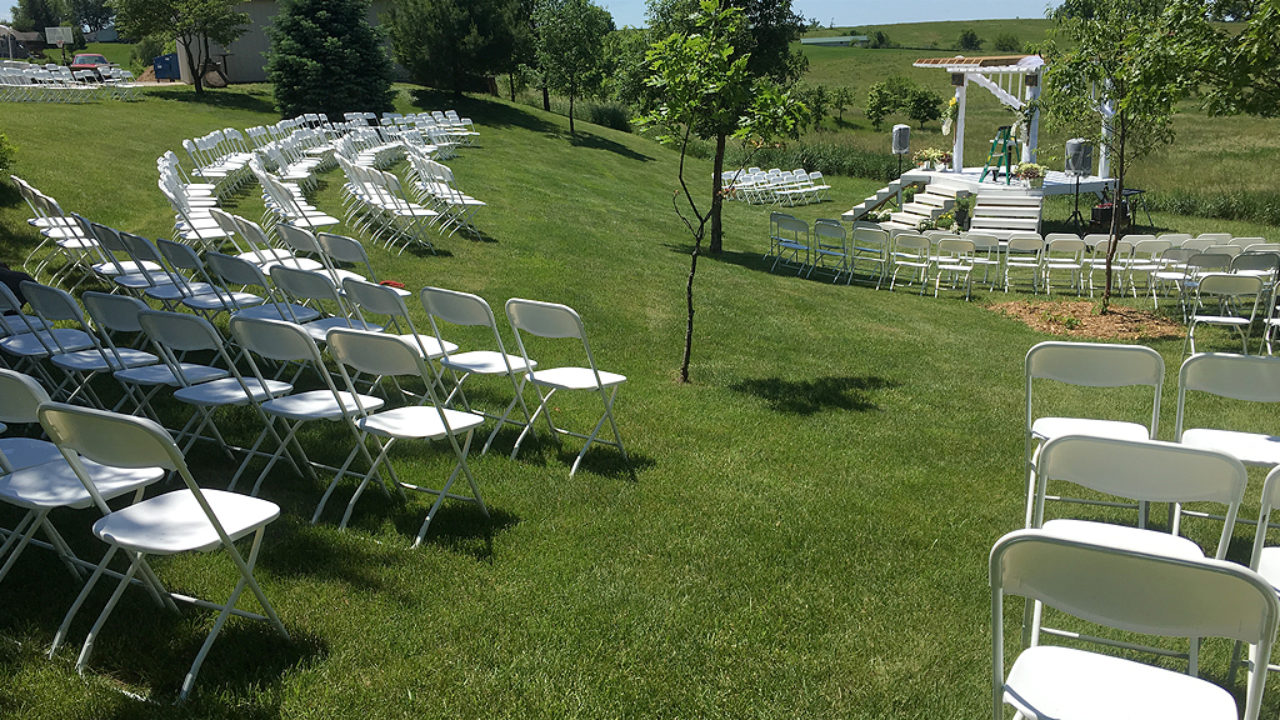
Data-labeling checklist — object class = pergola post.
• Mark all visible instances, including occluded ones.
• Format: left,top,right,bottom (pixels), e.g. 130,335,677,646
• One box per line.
1022,73,1041,163
951,74,966,172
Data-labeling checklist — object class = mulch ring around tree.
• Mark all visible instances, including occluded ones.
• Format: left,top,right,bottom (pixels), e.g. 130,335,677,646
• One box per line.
990,300,1185,341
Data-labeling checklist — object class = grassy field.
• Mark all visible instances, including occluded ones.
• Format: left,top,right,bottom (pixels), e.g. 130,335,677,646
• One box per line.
804,19,1054,50
1,84,1279,718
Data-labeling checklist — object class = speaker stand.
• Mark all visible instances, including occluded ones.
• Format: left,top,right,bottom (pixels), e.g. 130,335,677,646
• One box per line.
1066,176,1086,234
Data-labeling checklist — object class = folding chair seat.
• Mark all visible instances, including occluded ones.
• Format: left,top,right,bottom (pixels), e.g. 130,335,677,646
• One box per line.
1023,341,1164,527
990,529,1277,720
421,286,536,454
277,224,367,288
506,299,629,477
342,278,454,362
1027,435,1247,671
137,310,292,458
1176,353,1280,469
0,283,95,389
227,316,384,496
0,371,164,588
269,265,381,343
316,231,400,292
204,251,322,324
1183,273,1263,355
888,234,930,293
38,403,289,701
320,328,487,545
116,232,219,307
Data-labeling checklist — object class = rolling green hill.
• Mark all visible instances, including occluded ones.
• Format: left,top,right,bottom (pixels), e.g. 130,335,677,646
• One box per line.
804,19,1053,51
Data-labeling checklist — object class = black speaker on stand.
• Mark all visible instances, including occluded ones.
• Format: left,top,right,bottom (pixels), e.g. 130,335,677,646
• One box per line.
892,124,910,180
1064,138,1093,233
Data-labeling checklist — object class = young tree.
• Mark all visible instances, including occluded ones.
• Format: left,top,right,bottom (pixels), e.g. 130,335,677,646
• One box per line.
831,85,854,123
801,84,829,131
640,0,802,383
957,28,983,51
113,0,247,93
389,0,519,97
602,27,652,107
863,75,912,130
1040,0,1193,309
647,0,806,256
533,0,612,136
266,0,394,119
866,30,891,48
12,0,60,33
905,85,942,128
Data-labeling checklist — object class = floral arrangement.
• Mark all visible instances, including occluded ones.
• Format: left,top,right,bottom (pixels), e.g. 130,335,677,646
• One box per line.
913,147,952,168
1013,162,1046,180
936,212,955,230
942,96,959,136
917,218,935,232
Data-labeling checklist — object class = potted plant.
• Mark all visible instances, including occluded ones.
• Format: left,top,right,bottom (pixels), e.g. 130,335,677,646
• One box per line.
936,150,952,171
953,194,975,231
936,212,955,230
913,148,935,169
1013,162,1047,189
917,218,935,232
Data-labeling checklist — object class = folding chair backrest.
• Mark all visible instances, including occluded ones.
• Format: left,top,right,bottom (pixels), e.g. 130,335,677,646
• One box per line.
506,298,585,340
894,235,930,256
1026,341,1164,388
138,309,222,353
230,316,323,365
1233,252,1280,274
316,232,370,266
1178,353,1280,404
422,286,496,328
21,281,84,325
1043,233,1081,243
82,291,148,334
271,265,341,304
341,277,410,322
1132,238,1172,257
1197,272,1262,299
966,233,999,252
156,238,206,274
1197,233,1232,244
1158,233,1192,247
38,402,180,472
853,227,888,247
777,216,808,240
1006,237,1043,255
326,326,424,378
118,232,166,268
814,221,845,245
935,238,974,256
991,529,1278,720
1036,435,1246,556
1046,238,1086,254
0,368,50,424
1206,244,1243,258
277,223,322,256
206,251,269,290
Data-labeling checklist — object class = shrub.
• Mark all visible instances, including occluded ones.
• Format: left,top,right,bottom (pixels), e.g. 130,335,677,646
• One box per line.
867,30,891,49
587,101,631,132
957,29,983,51
993,32,1020,52
1144,189,1280,226
267,0,394,118
130,35,167,71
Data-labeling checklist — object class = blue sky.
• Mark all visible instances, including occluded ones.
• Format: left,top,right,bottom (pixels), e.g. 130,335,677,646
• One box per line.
602,0,1062,28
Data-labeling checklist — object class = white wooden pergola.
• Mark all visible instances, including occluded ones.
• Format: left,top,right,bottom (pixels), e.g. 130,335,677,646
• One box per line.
909,54,1111,176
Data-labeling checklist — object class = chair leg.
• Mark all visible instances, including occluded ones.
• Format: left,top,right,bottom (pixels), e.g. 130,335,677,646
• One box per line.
51,545,119,657
76,550,144,673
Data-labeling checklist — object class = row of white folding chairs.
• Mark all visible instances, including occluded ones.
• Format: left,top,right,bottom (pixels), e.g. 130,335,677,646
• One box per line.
335,127,405,169
11,176,103,289
249,157,341,233
405,148,486,238
0,65,107,103
335,155,438,254
727,168,830,206
181,129,254,193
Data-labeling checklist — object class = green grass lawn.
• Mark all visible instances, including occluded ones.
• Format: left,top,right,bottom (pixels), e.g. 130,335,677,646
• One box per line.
1,84,1279,718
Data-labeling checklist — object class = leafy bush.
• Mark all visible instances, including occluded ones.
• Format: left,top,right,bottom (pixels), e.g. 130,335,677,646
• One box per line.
727,141,898,182
867,30,892,49
993,32,1020,52
587,101,631,132
957,29,982,51
130,35,167,71
865,76,942,130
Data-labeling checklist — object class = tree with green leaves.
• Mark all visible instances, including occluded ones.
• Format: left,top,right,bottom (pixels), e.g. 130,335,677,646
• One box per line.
831,85,854,123
112,0,247,93
1166,0,1278,118
70,0,112,32
266,0,393,119
866,30,891,48
389,0,519,97
602,27,651,107
12,0,59,33
533,0,612,136
904,85,942,128
801,84,828,130
640,0,803,383
1040,0,1193,309
647,0,806,255
957,28,982,51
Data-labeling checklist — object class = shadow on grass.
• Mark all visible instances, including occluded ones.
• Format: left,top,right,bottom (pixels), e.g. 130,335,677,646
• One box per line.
508,432,654,481
730,375,897,415
565,131,653,162
158,87,278,115
663,243,772,274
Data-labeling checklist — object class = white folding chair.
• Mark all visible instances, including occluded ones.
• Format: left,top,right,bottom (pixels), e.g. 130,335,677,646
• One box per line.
0,370,163,588
889,234,931,293
1175,353,1280,470
1024,341,1164,527
1004,235,1044,294
203,251,323,324
849,226,889,288
269,265,380,343
991,529,1277,720
322,328,487,546
931,238,975,300
421,286,537,454
1183,273,1263,355
506,299,629,477
1028,435,1247,673
38,403,289,701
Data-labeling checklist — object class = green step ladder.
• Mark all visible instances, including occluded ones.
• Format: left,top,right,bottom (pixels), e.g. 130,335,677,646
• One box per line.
979,125,1017,184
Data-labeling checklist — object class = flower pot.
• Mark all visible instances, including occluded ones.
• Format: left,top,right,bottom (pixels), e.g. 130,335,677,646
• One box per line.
1029,177,1044,189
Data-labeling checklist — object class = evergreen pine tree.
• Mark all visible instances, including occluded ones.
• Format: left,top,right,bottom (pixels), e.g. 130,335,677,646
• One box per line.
266,0,395,118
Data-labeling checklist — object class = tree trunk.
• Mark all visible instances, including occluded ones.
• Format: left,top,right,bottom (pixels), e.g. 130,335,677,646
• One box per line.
681,232,700,383
181,35,202,94
541,85,550,111
709,133,726,254
1101,112,1127,313
568,91,575,136
509,73,516,101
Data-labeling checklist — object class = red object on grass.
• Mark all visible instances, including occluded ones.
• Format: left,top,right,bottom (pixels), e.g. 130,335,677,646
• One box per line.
380,280,406,289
